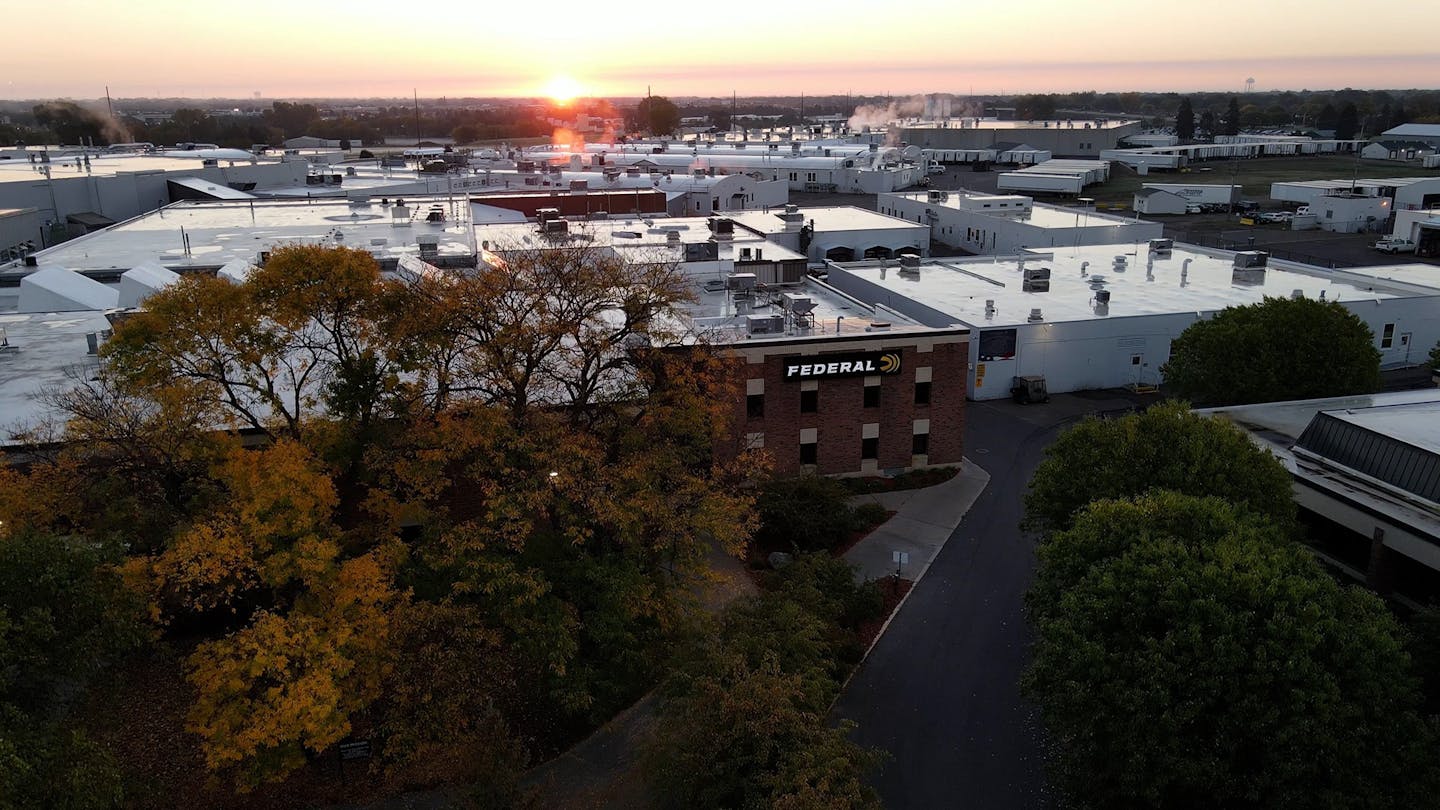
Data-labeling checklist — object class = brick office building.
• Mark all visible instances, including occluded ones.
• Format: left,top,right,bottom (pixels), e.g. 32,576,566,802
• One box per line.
724,329,970,476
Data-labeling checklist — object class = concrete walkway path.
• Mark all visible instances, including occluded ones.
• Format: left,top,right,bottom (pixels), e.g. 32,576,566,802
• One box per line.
843,458,991,583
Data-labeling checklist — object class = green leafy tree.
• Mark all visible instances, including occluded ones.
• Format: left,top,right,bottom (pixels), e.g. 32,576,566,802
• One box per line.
1336,102,1361,140
1015,94,1057,120
644,555,883,810
1427,339,1440,371
1221,97,1241,136
1175,98,1195,141
634,96,681,136
0,531,145,706
1161,296,1381,406
1025,492,1437,809
1316,102,1339,131
0,531,145,810
1024,401,1295,534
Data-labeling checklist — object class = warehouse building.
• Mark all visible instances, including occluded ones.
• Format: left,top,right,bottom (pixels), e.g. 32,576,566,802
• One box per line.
821,243,1440,401
1379,123,1440,150
900,118,1142,158
0,150,309,243
995,159,1111,196
880,189,1161,254
1390,209,1440,256
726,205,930,262
1131,188,1188,215
0,198,971,476
521,141,926,193
1203,389,1440,597
1272,177,1440,213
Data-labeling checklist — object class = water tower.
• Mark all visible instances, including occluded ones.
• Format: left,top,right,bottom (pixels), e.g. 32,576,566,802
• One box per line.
1245,77,1255,93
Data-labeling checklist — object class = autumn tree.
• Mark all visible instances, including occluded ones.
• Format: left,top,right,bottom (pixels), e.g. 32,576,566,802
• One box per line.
103,245,402,443
1026,492,1437,809
1023,401,1295,534
1161,297,1381,406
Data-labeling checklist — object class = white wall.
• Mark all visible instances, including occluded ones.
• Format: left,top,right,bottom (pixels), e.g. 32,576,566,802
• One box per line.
881,195,1161,255
962,291,1440,400
1312,195,1393,233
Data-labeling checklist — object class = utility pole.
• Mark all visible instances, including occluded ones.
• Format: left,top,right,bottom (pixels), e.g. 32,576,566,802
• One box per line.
413,89,420,147
104,86,113,121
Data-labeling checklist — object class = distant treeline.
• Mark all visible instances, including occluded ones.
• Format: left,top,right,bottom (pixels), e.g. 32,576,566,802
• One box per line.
3,89,1437,148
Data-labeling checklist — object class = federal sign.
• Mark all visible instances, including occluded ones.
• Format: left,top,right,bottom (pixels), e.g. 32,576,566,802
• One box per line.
784,351,901,381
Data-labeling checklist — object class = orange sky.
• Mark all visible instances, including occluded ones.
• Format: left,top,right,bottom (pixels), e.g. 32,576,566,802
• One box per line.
4,1,1435,100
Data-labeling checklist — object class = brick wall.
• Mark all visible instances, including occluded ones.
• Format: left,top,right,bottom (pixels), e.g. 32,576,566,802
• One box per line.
726,337,968,476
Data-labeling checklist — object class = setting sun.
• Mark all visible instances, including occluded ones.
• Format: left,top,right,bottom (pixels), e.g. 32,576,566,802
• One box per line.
543,74,585,105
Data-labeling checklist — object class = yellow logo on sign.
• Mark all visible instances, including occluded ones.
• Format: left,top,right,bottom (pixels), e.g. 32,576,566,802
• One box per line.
878,352,900,373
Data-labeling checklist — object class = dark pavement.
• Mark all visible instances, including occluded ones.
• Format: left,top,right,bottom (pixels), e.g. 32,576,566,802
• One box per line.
833,394,1138,809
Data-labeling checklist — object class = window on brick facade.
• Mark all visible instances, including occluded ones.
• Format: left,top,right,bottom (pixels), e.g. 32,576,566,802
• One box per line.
863,384,880,408
914,381,931,405
747,393,764,419
800,389,818,413
912,432,929,456
861,436,879,460
800,441,818,465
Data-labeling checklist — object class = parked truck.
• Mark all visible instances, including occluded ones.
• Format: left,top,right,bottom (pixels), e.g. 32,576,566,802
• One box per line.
1373,236,1417,254
997,172,1084,195
1140,183,1241,206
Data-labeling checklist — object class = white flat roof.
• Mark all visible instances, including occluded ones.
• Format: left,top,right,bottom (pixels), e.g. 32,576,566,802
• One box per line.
0,310,109,437
728,206,925,235
1199,388,1440,442
29,198,477,271
1329,400,1440,456
832,243,1440,329
0,153,280,182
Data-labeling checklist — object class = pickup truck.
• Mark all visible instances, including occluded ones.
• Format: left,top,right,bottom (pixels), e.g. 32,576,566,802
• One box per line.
1373,237,1417,254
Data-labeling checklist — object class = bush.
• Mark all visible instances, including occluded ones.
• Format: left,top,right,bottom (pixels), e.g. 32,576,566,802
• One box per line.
755,476,858,553
358,149,374,159
852,502,890,533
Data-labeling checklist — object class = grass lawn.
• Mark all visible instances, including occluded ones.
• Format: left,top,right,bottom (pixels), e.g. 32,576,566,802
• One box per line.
1083,156,1439,205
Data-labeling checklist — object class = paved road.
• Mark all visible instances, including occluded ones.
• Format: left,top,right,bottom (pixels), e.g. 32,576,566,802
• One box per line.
834,395,1136,809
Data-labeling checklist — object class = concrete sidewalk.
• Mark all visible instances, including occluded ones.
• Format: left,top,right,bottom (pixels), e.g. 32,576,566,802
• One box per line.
843,458,991,583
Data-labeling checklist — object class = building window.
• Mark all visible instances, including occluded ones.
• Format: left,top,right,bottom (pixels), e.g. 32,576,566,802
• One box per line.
807,172,817,182
914,381,931,405
912,432,929,456
800,389,818,413
863,384,880,408
800,441,818,466
788,172,798,181
747,393,764,418
1381,323,1395,349
861,436,879,460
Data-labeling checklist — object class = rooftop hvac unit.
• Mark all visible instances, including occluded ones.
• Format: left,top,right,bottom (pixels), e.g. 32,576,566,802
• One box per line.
709,217,735,239
667,230,682,244
1094,289,1111,304
1233,250,1269,269
693,168,706,178
1023,266,1051,281
928,189,946,203
570,179,589,191
728,272,757,290
540,219,569,235
417,234,440,255
866,321,891,332
900,254,922,270
746,314,785,335
1022,279,1050,293
1148,238,1174,254
781,293,815,315
536,207,560,223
